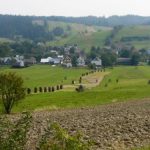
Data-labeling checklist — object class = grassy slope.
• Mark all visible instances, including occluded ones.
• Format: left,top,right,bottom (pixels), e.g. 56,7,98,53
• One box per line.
0,65,89,88
114,25,150,49
47,21,112,52
1,65,150,112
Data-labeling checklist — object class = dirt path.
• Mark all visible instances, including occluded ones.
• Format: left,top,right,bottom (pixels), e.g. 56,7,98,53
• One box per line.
63,72,109,91
21,99,150,150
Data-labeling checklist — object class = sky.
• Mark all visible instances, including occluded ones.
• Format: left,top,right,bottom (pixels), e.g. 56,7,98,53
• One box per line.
0,0,150,17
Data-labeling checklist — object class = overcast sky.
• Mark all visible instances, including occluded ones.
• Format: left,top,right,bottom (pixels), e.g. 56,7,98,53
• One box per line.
0,0,150,17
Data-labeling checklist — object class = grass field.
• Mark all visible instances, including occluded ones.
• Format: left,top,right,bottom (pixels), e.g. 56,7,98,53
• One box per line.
114,25,150,49
0,65,89,88
1,65,150,113
47,21,112,52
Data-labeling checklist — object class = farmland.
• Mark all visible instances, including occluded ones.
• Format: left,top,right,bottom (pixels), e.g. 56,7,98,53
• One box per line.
1,65,150,113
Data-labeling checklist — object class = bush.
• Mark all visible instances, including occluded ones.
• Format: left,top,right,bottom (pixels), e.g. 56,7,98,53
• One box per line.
60,85,63,89
56,85,60,90
38,123,92,150
44,87,47,93
34,87,38,93
0,112,32,150
105,83,108,87
116,79,119,83
108,79,111,82
52,87,55,92
72,80,75,84
48,87,51,92
76,85,85,92
27,88,31,94
64,76,67,80
79,77,82,84
39,87,43,93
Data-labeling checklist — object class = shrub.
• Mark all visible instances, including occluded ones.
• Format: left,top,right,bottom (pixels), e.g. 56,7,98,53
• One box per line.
39,87,43,93
27,88,31,94
34,87,38,93
105,83,108,87
38,123,92,150
76,85,85,92
56,85,60,90
60,85,63,89
72,80,75,84
0,112,32,150
52,87,55,92
148,80,150,84
48,87,51,92
108,79,111,82
79,77,82,84
64,76,67,80
44,87,47,93
116,79,119,83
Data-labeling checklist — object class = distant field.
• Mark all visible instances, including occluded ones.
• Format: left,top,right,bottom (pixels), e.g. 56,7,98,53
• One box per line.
0,65,89,88
47,21,112,52
1,65,150,112
114,25,150,49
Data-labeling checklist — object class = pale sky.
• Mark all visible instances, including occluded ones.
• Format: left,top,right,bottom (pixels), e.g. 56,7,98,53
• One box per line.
0,0,150,17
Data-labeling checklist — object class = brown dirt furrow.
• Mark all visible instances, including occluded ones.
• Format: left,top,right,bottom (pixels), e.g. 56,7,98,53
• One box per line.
21,99,150,150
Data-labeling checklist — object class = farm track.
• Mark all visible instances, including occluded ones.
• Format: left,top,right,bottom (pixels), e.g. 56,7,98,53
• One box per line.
63,72,108,91
24,99,150,150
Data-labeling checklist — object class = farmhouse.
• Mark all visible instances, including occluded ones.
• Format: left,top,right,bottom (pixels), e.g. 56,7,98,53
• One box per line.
77,56,85,67
40,57,53,64
63,55,72,67
91,57,102,67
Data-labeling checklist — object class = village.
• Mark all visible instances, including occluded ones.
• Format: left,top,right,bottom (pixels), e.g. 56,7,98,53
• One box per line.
0,45,103,68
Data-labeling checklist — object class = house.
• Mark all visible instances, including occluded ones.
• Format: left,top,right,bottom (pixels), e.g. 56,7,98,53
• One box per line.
0,57,12,65
40,57,53,64
12,55,25,68
117,58,131,65
24,57,36,65
77,56,85,67
146,50,150,55
63,55,72,67
91,57,102,67
13,60,25,67
50,58,62,65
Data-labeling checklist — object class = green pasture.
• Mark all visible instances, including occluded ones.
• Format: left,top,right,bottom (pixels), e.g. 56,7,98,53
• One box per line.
1,65,150,112
0,65,89,89
114,25,150,49
47,21,112,52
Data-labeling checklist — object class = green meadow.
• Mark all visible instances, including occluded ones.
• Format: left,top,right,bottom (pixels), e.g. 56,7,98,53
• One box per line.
0,65,89,89
1,65,150,112
114,25,150,49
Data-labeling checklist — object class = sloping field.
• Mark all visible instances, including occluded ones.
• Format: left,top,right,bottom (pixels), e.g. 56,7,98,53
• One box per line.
114,25,150,49
47,21,112,52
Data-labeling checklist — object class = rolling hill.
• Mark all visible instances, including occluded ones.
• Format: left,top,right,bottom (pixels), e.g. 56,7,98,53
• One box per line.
113,25,150,49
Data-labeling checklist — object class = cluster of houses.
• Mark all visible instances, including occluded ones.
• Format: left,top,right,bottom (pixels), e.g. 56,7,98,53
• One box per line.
0,55,36,67
40,55,102,68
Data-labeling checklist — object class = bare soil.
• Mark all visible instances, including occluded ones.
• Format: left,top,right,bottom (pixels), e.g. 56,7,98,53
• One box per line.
24,99,150,150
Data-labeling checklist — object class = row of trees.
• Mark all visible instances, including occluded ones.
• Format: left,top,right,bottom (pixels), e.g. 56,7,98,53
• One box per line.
27,85,63,94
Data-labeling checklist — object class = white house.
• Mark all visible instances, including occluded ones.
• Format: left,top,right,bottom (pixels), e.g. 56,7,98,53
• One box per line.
91,57,102,67
77,57,85,67
40,57,53,64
